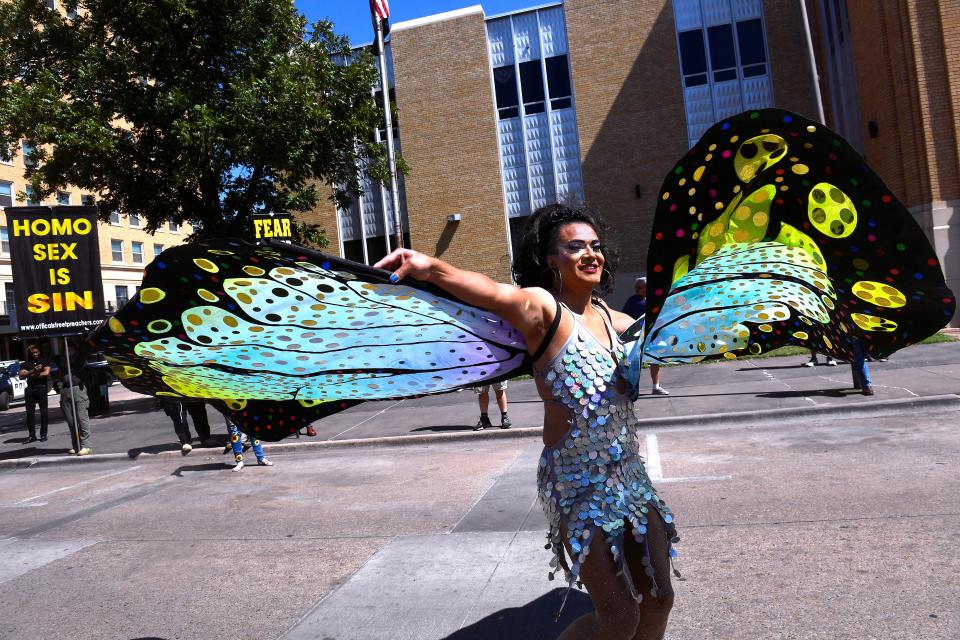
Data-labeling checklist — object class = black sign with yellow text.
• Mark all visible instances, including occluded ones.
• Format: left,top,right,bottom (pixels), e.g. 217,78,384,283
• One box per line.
7,206,106,336
250,212,293,242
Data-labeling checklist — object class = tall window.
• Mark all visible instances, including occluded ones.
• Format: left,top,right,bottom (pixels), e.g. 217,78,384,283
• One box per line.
168,218,179,232
4,282,14,317
153,243,164,257
129,213,140,227
0,181,12,208
0,228,8,255
673,0,772,145
25,187,39,205
111,239,123,262
115,285,129,307
81,194,95,206
109,210,120,224
131,241,144,264
56,191,71,205
21,141,37,168
486,6,584,222
0,142,12,165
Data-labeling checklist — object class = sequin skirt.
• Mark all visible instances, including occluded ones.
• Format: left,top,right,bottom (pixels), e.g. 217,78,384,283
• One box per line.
537,417,679,603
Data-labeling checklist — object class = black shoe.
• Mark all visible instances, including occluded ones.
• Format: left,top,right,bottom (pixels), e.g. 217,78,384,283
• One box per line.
474,416,492,431
40,436,48,442
26,436,37,443
500,415,512,429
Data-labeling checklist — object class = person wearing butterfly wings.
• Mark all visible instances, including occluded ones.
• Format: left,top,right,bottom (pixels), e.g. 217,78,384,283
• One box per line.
376,204,678,640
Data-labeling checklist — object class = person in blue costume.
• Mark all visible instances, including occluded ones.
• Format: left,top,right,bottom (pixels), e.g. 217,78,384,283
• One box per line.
377,204,678,640
223,413,273,472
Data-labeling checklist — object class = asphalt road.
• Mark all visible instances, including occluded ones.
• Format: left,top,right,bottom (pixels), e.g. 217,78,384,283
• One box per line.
1,401,957,639
1,341,959,464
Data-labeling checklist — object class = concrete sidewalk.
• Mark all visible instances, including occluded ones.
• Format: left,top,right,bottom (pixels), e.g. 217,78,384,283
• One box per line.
2,340,959,467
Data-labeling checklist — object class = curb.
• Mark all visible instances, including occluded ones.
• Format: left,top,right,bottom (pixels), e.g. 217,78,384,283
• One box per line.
3,393,957,470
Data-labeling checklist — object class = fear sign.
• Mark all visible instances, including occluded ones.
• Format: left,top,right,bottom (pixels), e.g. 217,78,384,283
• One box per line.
7,206,106,336
250,212,293,242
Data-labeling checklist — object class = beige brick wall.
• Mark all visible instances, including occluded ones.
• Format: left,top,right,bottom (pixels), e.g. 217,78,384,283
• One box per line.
564,0,688,276
389,9,512,283
300,185,341,254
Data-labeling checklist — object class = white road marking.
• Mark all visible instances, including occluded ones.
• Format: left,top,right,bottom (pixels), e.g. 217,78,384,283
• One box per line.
329,399,406,440
644,433,731,484
11,465,141,506
819,375,918,397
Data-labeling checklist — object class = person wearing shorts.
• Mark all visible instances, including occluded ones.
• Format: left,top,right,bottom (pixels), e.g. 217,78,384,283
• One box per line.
473,380,510,431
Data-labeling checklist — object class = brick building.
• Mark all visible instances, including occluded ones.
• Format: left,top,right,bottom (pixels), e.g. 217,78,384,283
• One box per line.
0,143,192,360
308,0,957,326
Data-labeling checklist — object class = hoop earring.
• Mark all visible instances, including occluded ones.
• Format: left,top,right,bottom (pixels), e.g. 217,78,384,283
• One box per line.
599,269,612,291
548,267,563,295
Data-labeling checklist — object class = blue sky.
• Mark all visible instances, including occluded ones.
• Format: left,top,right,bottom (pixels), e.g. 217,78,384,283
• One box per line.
295,1,540,46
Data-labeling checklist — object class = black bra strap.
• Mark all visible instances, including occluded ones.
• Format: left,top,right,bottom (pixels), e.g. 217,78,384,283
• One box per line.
530,299,563,363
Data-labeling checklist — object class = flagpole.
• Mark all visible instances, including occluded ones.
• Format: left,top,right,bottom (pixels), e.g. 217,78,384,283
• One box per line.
374,16,404,250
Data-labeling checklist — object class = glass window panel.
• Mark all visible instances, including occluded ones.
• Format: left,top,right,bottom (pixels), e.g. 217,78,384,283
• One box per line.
168,218,179,232
0,181,11,208
1,228,8,255
342,239,364,263
714,68,737,82
736,19,767,66
493,65,519,111
56,191,71,205
545,55,571,99
109,211,120,224
111,239,123,262
81,194,95,206
132,241,143,263
115,285,129,306
742,64,767,77
677,30,707,76
708,24,737,71
154,243,164,257
25,187,39,205
551,97,572,110
684,73,708,87
22,142,37,168
129,213,140,227
518,60,545,106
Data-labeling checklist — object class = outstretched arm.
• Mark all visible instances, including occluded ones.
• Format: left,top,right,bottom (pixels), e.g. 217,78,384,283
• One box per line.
374,248,553,341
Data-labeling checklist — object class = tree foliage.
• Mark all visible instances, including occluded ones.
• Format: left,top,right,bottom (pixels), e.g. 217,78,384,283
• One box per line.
0,0,394,239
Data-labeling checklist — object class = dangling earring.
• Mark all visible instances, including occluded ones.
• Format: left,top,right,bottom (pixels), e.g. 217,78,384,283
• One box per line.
547,267,563,294
599,269,612,291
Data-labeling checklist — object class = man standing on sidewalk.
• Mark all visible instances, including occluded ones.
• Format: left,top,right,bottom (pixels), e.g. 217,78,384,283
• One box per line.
473,381,511,431
59,340,92,455
19,344,52,442
622,277,669,395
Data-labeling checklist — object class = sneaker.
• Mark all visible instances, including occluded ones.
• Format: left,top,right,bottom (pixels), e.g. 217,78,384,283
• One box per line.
862,386,875,396
500,415,512,429
652,386,670,396
68,448,76,455
306,426,317,437
473,416,492,432
257,458,274,466
181,442,193,454
826,358,838,366
802,359,817,367
26,435,38,443
232,460,244,472
40,436,48,442
77,447,92,456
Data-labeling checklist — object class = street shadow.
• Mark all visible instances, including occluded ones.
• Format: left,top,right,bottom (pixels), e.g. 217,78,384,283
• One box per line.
441,588,592,640
0,445,73,461
756,389,852,399
99,396,162,418
410,424,474,433
171,462,234,476
736,364,849,371
127,443,184,458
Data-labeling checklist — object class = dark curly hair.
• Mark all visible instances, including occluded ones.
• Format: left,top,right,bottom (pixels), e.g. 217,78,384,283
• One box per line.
511,203,619,295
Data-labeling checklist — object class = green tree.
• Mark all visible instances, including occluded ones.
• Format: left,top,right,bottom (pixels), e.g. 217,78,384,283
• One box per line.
0,0,395,243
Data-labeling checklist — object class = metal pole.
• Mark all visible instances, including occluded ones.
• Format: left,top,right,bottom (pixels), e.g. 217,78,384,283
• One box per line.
798,0,826,124
63,336,80,452
374,18,404,250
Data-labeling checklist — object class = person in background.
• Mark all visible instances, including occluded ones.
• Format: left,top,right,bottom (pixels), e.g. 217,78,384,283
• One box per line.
473,381,511,431
20,343,52,442
622,277,669,396
851,338,875,396
159,398,213,453
224,414,273,472
59,340,92,455
802,348,838,367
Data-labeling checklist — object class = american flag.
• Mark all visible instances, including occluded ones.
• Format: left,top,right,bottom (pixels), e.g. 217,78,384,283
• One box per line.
370,0,389,21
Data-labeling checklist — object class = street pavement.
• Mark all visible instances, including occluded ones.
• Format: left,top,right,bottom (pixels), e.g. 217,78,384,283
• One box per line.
1,340,959,466
0,340,958,639
0,394,957,639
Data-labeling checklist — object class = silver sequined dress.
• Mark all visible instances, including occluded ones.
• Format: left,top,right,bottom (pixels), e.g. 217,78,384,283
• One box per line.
537,303,679,602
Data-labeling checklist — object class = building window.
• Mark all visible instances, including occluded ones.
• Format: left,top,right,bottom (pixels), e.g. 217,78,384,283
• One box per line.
129,212,140,227
109,210,120,224
153,243,164,257
4,282,15,317
672,0,772,146
168,218,179,232
81,194,95,206
56,191,71,206
25,187,39,205
111,239,123,262
21,141,37,168
44,0,56,8
0,228,8,255
132,241,143,264
0,181,12,208
0,142,12,165
115,285,129,307
486,6,585,220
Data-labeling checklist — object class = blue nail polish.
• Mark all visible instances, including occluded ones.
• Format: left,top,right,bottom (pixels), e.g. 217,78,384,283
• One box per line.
389,273,399,283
